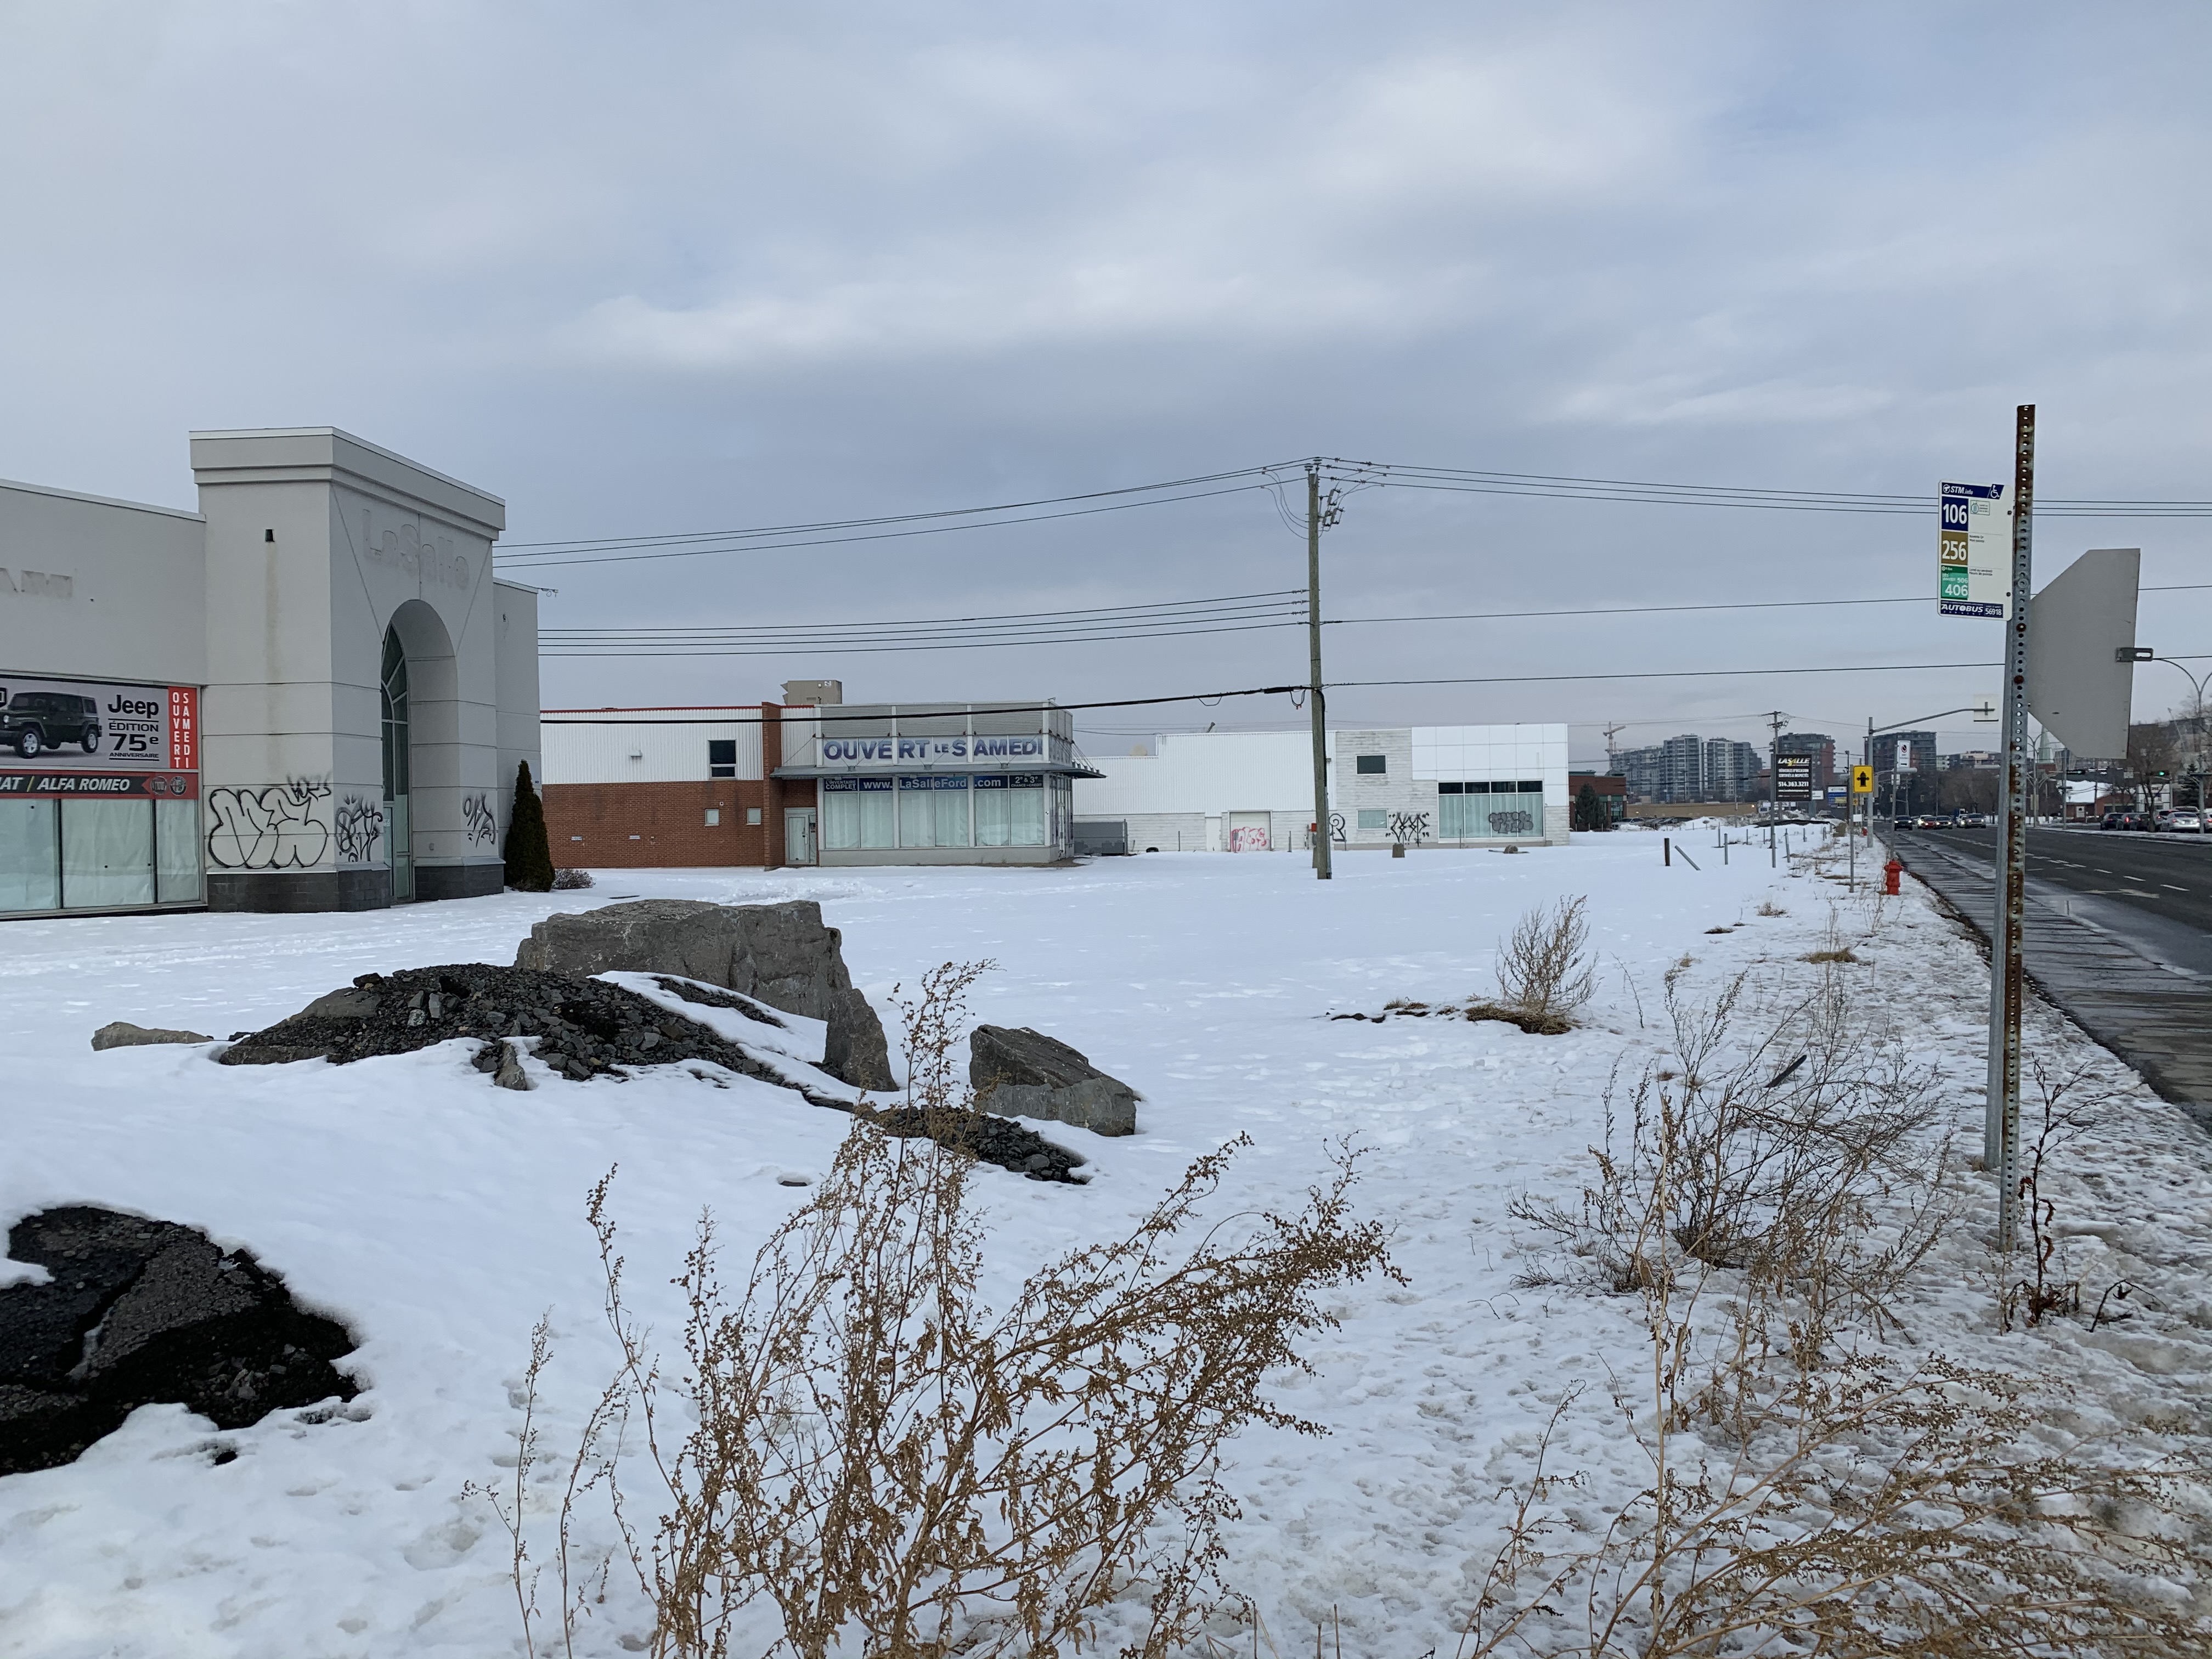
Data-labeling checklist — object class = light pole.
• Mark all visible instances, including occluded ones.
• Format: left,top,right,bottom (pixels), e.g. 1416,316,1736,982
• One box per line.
2149,657,2210,814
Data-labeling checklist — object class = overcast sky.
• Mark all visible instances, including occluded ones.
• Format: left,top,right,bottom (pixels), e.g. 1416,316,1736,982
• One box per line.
4,2,2208,761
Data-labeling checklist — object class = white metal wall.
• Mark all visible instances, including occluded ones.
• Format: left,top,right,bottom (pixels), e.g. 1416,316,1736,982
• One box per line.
541,712,763,785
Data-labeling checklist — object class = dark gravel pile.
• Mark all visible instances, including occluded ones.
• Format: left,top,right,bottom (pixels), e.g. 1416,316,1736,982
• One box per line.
1,1206,358,1475
217,962,844,1099
864,1107,1090,1183
215,963,1086,1180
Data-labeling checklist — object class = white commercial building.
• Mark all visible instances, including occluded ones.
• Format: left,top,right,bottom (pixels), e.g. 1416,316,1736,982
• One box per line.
1074,724,1571,852
1,428,540,916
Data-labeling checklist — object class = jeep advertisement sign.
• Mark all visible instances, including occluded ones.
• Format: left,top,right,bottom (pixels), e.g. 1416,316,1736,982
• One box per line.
0,676,198,770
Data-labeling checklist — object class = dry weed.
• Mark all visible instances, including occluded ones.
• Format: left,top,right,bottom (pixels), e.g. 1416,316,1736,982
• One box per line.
583,1131,1394,1659
1492,897,1597,1033
493,967,1397,1659
1481,971,2212,1657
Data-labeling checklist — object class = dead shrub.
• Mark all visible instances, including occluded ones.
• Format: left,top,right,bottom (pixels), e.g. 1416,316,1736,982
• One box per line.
552,868,595,890
576,1132,1393,1659
1492,896,1597,1032
1483,975,2212,1658
493,958,1398,1659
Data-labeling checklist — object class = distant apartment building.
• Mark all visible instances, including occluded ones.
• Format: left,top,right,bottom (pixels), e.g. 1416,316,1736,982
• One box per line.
1944,749,2001,770
1871,730,1937,775
1704,738,1762,802
1612,735,1762,803
1776,732,1837,791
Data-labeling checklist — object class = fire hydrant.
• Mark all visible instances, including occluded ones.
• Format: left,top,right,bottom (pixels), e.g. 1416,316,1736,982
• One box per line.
1883,857,1904,896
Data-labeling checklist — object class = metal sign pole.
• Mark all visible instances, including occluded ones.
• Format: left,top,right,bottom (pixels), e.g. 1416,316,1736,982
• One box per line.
1985,405,2035,1250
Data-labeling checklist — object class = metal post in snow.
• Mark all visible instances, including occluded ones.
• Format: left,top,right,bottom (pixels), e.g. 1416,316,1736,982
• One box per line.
1987,405,2036,1251
1306,462,1333,881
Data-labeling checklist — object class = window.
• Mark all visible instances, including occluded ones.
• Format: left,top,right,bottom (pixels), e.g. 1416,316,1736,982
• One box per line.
708,739,736,778
746,806,761,825
1357,808,1387,830
1439,781,1545,839
974,775,1011,846
1356,754,1387,774
704,808,721,827
62,799,154,909
0,799,59,911
1006,774,1046,845
822,777,896,849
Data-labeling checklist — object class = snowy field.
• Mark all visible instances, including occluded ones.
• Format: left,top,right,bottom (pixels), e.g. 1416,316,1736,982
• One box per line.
4,833,2211,1656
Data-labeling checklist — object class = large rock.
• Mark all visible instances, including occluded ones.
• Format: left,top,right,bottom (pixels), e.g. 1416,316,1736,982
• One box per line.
91,1022,212,1051
0,1206,358,1475
968,1025,1139,1137
514,899,896,1090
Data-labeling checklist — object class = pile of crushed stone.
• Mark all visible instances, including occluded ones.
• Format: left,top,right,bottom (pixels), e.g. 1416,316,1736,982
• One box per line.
1327,997,1570,1035
216,963,1086,1181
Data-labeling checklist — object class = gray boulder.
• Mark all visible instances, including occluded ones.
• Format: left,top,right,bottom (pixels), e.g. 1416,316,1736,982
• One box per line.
968,1025,1139,1137
514,899,895,1090
91,1022,213,1051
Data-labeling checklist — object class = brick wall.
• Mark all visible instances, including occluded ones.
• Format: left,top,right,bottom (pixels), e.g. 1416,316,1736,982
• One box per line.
545,780,779,867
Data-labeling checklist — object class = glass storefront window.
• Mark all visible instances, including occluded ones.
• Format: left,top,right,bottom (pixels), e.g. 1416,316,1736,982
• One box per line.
1006,772,1046,846
974,775,1011,846
899,778,937,848
823,785,860,850
1438,781,1545,839
934,777,970,846
156,798,202,903
62,798,155,909
0,800,60,911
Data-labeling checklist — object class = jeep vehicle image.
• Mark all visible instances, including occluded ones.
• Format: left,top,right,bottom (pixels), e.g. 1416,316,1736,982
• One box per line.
1,690,102,758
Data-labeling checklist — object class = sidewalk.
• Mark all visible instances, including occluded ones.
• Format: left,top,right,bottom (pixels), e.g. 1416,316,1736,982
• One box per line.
1897,835,2212,1120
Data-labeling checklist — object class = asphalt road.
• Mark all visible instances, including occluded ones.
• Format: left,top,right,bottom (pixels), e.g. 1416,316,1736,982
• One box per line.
1890,824,2212,1111
1900,826,2212,973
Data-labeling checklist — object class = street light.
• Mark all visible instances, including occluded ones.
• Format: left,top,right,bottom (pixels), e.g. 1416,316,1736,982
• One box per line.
2146,655,2210,812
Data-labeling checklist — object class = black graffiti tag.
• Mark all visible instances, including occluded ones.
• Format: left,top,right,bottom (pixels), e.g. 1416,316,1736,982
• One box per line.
206,780,332,870
461,792,497,848
334,794,386,864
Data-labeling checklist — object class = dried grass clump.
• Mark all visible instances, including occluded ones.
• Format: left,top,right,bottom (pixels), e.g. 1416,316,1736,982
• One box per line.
488,958,1397,1659
1484,896,1597,1035
1482,970,2212,1658
551,868,595,890
589,1133,1392,1659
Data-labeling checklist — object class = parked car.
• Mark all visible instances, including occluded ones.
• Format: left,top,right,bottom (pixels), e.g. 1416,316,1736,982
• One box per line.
2168,809,2205,833
2100,811,2124,829
0,690,101,758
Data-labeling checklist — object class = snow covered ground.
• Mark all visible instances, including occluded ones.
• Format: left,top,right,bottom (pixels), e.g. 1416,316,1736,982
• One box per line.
4,833,2210,1656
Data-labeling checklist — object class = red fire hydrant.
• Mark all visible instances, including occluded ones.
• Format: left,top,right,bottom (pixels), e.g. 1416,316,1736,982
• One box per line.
1883,857,1904,896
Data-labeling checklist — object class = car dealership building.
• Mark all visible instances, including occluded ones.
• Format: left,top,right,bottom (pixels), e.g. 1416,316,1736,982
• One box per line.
1,428,540,917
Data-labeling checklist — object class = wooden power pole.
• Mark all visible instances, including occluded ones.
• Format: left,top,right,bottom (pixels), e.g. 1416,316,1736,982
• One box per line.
1307,462,1333,879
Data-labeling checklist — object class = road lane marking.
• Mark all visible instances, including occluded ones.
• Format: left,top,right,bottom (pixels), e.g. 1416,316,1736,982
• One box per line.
2163,883,2189,892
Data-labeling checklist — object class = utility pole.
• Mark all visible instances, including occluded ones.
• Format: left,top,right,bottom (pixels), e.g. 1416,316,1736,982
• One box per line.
1766,710,1787,867
1306,461,1333,880
1988,405,2035,1250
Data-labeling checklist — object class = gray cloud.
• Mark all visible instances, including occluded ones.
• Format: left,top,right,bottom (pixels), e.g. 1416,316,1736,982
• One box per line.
3,1,2207,758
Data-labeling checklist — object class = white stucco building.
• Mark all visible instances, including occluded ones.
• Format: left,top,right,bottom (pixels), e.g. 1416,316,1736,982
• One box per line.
1,428,540,916
1074,723,1571,852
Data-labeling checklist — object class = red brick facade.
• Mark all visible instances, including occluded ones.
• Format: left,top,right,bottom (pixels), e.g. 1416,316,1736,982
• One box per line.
542,776,817,868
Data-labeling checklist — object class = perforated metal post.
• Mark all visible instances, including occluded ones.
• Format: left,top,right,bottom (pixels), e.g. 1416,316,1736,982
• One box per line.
1985,405,2035,1251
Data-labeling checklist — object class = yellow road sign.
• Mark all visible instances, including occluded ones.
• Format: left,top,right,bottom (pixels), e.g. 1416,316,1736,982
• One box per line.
1850,765,1874,794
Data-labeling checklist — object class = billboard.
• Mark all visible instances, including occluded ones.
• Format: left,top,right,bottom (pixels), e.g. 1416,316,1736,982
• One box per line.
0,676,196,770
1774,754,1814,802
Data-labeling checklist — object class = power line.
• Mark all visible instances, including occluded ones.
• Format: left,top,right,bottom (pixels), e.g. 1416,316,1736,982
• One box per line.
1330,660,2004,690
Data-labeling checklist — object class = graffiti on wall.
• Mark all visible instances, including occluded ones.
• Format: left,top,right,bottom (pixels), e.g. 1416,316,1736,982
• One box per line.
1486,810,1536,837
334,794,386,865
206,779,332,870
1226,825,1270,853
1387,810,1432,845
461,792,498,847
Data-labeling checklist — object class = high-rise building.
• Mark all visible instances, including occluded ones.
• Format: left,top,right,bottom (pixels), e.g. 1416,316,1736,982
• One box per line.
1703,738,1762,802
1612,744,1664,802
1658,734,1705,802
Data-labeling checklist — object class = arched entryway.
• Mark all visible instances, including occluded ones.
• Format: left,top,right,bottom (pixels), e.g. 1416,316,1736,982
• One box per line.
380,624,413,900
